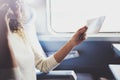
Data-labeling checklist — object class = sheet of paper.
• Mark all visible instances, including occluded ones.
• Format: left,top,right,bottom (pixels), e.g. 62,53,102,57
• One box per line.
86,16,105,34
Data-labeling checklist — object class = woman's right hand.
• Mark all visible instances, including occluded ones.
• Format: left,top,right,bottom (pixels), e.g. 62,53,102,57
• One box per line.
70,26,88,46
0,3,13,38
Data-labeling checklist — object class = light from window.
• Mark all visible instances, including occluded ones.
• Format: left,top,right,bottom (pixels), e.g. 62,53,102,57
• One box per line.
47,0,120,33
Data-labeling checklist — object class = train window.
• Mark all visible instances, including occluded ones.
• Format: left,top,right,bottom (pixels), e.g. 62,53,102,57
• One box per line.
47,0,120,33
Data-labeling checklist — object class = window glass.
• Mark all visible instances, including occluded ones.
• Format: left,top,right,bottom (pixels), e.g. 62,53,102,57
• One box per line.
47,0,120,33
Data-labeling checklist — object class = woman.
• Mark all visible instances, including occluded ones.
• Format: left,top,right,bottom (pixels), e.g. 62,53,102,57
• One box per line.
0,0,87,80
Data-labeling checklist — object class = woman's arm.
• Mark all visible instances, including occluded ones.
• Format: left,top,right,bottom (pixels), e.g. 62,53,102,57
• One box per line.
30,25,87,72
54,26,87,62
27,5,88,72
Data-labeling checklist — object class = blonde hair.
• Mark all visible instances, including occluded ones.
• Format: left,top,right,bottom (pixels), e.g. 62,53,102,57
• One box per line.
9,0,27,38
0,0,27,38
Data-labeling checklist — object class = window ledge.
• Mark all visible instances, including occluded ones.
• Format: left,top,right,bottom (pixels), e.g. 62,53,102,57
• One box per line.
38,33,120,42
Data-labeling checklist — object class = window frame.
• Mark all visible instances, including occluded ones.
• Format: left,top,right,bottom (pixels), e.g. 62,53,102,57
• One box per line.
46,0,120,35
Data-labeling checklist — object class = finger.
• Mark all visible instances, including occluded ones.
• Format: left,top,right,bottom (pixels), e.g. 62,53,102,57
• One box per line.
79,33,86,40
74,26,87,39
82,33,87,40
81,26,88,32
78,26,88,34
78,26,87,31
5,8,14,32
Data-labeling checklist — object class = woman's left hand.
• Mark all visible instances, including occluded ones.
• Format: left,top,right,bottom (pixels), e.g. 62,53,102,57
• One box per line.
70,26,88,46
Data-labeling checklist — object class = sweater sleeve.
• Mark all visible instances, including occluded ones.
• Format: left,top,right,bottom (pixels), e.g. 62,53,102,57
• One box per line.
24,23,59,73
23,8,60,72
32,43,60,73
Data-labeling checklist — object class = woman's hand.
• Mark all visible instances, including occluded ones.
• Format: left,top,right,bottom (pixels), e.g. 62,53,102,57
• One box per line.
70,26,88,46
54,26,88,63
0,3,13,37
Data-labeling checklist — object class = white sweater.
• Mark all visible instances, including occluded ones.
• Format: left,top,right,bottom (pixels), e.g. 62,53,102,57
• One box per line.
0,5,59,80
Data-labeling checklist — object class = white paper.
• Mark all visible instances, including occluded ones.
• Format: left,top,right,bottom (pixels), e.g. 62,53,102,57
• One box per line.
86,16,105,34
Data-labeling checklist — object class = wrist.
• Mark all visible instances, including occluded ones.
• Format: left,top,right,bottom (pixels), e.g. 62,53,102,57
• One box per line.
68,39,76,48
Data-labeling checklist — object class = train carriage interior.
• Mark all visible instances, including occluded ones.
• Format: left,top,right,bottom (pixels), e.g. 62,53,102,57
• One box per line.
22,0,120,80
1,0,120,80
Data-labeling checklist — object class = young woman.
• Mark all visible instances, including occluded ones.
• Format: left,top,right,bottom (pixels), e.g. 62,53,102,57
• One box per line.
0,0,87,80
